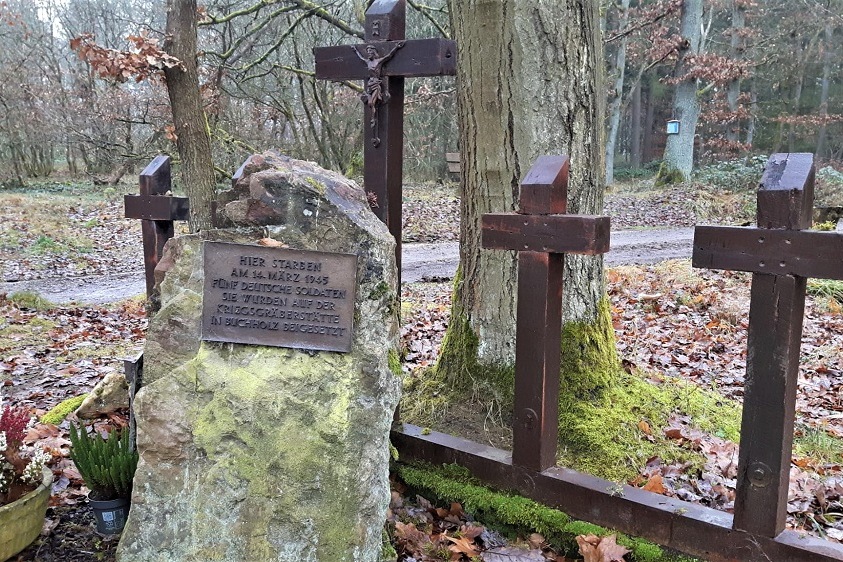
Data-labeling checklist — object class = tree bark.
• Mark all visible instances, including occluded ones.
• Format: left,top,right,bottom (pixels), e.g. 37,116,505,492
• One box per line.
630,82,642,168
745,77,756,147
660,0,703,182
725,0,745,145
164,0,216,232
816,22,833,158
605,0,631,185
438,0,614,430
643,77,656,163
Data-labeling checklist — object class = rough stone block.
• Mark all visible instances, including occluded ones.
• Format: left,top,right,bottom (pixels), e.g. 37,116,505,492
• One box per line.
117,153,400,562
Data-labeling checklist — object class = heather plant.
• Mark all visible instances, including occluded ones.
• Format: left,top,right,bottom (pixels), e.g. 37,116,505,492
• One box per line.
0,395,52,504
69,423,138,500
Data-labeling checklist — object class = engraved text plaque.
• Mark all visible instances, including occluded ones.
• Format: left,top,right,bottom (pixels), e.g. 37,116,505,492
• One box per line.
202,242,358,352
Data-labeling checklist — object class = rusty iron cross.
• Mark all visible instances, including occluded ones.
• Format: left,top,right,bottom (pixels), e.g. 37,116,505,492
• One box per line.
314,0,456,283
693,152,843,538
482,155,611,471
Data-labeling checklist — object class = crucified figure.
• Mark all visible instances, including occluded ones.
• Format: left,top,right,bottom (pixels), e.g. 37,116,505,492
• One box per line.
353,41,405,147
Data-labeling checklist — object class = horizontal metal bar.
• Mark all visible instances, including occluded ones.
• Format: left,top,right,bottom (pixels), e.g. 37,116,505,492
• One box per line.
392,424,843,562
124,194,189,221
693,226,843,279
482,214,610,254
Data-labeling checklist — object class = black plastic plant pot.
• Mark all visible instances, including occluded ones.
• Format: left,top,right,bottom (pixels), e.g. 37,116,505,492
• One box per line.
89,496,129,534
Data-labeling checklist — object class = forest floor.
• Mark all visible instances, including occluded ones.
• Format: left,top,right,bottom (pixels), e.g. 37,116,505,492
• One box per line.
1,176,842,560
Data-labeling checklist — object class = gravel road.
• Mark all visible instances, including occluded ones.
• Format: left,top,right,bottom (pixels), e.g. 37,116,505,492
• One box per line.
0,227,695,305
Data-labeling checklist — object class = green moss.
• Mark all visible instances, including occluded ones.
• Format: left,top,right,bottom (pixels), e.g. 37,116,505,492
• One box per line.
368,281,390,300
186,344,369,559
561,298,620,397
41,394,88,425
435,266,480,390
382,527,398,561
422,277,741,483
0,316,56,352
304,176,327,195
396,463,698,562
654,162,685,187
388,349,402,378
557,369,741,481
368,280,397,317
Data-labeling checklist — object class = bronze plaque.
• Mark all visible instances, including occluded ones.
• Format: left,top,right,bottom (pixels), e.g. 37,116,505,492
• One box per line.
202,241,358,352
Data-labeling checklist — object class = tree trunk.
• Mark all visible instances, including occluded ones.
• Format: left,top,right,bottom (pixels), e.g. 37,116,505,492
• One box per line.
643,74,656,163
816,22,833,158
605,0,631,186
630,83,642,168
725,0,745,145
660,0,703,183
438,0,615,448
787,30,820,153
164,0,216,232
745,77,757,147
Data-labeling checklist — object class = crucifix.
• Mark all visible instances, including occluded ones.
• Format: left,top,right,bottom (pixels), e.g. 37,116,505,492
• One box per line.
693,153,843,538
314,0,457,283
482,155,611,471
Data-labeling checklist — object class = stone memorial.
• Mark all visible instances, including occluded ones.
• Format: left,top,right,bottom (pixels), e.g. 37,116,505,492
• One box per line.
117,152,400,562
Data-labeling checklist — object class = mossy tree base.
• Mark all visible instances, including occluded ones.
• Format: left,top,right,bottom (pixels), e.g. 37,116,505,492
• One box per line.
406,298,742,483
654,162,686,187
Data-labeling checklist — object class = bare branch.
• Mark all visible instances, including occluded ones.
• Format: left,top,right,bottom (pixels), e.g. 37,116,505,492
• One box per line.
407,0,449,38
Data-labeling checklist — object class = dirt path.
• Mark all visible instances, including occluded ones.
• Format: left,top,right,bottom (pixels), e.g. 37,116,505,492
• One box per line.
0,228,694,304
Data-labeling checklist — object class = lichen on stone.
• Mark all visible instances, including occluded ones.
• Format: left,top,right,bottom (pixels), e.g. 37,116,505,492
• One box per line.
119,153,400,562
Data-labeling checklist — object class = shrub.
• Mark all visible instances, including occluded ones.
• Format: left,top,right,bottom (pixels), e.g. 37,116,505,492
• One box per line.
69,424,138,500
695,156,767,192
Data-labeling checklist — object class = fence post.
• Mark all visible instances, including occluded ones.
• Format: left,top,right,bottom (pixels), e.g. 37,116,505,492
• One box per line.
482,155,610,471
730,153,813,536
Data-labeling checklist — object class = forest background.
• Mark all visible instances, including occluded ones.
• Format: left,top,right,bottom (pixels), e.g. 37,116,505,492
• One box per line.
0,0,840,190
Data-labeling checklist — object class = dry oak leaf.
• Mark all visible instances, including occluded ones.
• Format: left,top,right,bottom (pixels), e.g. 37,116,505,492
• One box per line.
642,474,667,495
576,534,630,562
446,533,481,558
258,237,288,248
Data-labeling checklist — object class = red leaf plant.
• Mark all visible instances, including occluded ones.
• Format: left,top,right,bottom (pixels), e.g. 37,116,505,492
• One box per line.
0,396,52,505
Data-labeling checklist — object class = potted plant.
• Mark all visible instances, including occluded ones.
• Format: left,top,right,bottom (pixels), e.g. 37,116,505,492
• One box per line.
69,423,138,534
0,400,53,561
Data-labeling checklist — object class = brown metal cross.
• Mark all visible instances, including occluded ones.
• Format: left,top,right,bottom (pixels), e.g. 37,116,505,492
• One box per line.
482,155,611,471
693,152,843,538
314,0,457,282
124,155,189,297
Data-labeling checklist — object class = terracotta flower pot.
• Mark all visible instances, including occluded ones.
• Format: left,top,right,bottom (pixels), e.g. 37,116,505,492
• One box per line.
0,467,53,561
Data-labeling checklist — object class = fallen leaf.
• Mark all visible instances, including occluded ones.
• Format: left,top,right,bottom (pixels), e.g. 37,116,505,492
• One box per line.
445,534,480,557
257,237,287,248
576,534,630,562
642,474,666,495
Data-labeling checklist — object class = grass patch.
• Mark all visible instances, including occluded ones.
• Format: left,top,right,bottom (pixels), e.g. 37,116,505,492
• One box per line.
794,426,843,465
808,279,843,304
30,234,64,254
9,290,53,310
